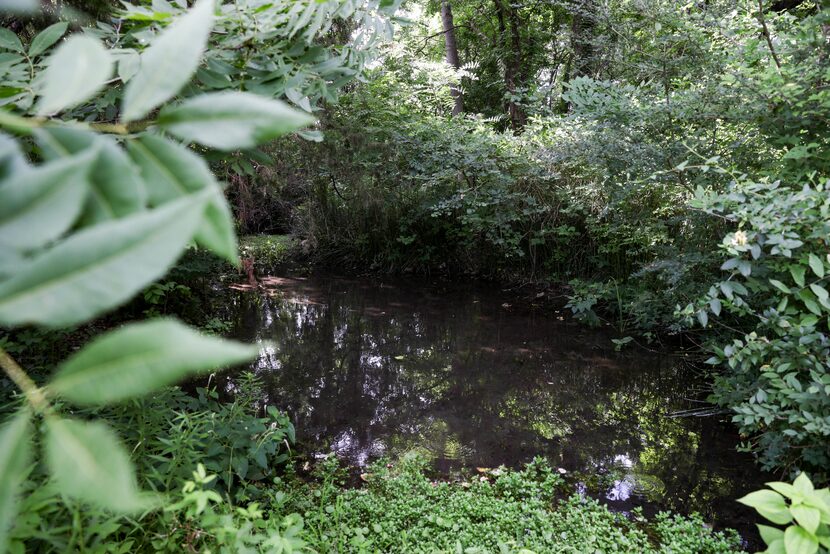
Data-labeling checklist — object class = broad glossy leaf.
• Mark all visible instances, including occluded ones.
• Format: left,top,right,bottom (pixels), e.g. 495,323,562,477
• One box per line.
0,192,208,328
792,505,821,535
28,22,68,57
51,318,258,405
808,254,825,279
794,473,815,495
37,35,113,115
128,135,236,263
0,29,23,53
737,490,793,525
45,417,155,513
0,411,31,554
0,149,93,252
122,0,215,122
158,92,315,150
36,127,146,225
758,524,784,546
784,525,819,554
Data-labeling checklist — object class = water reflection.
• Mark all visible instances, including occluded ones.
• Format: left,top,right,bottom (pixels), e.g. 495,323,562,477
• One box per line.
225,276,767,537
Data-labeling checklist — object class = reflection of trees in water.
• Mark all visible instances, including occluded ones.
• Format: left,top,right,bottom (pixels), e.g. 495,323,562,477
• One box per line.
222,278,765,528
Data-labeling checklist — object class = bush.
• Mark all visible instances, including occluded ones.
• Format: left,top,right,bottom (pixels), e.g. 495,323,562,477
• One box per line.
687,178,830,476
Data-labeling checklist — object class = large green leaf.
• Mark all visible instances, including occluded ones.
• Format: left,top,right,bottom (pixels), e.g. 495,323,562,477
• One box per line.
0,149,93,252
737,490,793,525
36,127,146,225
784,525,819,554
0,29,23,53
28,22,68,57
0,411,31,554
45,417,155,513
0,192,208,328
122,0,215,122
128,135,237,263
158,91,315,150
51,318,259,405
36,35,113,115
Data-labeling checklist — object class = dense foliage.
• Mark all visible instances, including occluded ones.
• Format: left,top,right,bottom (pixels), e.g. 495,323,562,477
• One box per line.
242,0,830,478
1,0,829,550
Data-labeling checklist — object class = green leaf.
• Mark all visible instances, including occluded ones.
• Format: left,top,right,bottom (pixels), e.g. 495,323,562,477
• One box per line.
809,254,825,279
51,318,258,405
0,411,31,554
44,417,155,513
28,22,68,57
768,481,799,499
122,0,215,122
770,279,791,294
127,135,237,263
784,525,819,554
792,505,821,535
0,245,23,279
37,35,113,115
697,309,708,327
198,188,238,265
113,49,140,83
0,29,24,53
758,524,784,546
737,490,793,525
791,265,806,288
794,473,815,495
0,192,208,328
36,127,146,225
158,92,315,150
809,284,829,303
767,539,786,554
0,149,93,252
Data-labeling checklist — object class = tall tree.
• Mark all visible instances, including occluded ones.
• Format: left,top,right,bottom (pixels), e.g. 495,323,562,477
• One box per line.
570,0,598,78
493,0,526,129
441,0,464,115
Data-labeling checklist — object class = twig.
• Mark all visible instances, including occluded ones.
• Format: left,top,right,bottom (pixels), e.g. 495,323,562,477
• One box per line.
756,0,782,70
0,345,52,415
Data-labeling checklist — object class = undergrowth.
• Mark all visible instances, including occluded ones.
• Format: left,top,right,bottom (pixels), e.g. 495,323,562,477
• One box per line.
292,455,743,554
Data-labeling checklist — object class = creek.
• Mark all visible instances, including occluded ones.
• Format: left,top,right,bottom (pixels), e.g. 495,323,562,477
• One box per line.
224,275,768,542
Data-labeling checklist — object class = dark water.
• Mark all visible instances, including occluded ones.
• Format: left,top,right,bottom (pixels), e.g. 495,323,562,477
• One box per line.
225,275,767,543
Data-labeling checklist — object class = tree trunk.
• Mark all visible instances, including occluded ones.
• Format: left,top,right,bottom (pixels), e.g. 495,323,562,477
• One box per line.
570,0,597,79
494,0,526,130
441,1,464,116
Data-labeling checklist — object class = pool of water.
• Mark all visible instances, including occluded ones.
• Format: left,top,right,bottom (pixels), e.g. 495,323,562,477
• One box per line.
224,275,768,543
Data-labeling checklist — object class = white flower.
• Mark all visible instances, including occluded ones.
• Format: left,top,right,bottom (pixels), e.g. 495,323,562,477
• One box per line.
731,230,748,246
